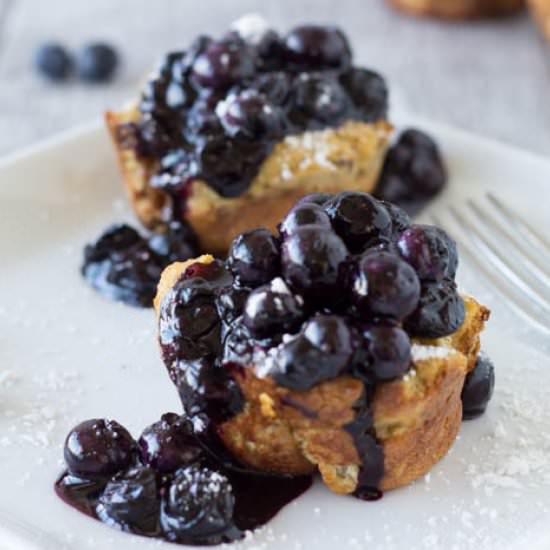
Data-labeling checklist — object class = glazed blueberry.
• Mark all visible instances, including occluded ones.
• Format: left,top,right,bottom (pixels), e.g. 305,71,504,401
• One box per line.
250,71,292,105
461,354,495,420
161,465,234,543
351,251,421,320
191,39,256,90
289,73,349,128
64,419,135,480
217,90,285,139
226,229,280,287
273,315,353,390
243,278,304,337
148,221,199,264
296,192,333,207
404,278,465,338
138,413,203,473
284,25,351,69
324,192,393,253
77,43,119,82
96,465,159,532
34,43,72,81
355,325,411,382
81,224,164,308
281,226,348,301
397,224,457,281
339,68,388,122
216,284,251,324
279,203,331,238
379,200,411,235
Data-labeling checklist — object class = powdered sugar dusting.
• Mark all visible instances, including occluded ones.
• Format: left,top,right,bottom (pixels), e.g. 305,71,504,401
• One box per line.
411,343,454,362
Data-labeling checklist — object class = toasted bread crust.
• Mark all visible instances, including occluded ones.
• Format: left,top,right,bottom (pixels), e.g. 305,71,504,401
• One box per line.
388,0,524,18
154,259,489,494
106,107,391,255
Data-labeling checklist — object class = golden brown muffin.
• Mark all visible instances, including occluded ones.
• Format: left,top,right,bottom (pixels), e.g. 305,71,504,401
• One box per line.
387,0,524,18
528,0,550,39
106,108,391,256
154,256,490,495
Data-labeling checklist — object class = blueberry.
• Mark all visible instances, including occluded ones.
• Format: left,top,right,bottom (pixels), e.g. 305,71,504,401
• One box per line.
77,43,118,82
243,278,304,337
284,25,352,69
138,413,203,473
339,68,388,122
289,73,350,128
191,39,256,90
226,228,280,287
296,192,333,207
216,284,251,324
34,43,72,81
256,30,286,71
279,203,332,238
217,90,285,139
355,325,411,382
272,315,354,390
281,226,349,302
379,200,411,236
96,465,159,532
161,465,234,543
404,278,465,338
250,71,292,105
461,354,495,420
64,419,135,480
324,192,393,253
148,221,199,264
351,251,420,320
397,224,457,281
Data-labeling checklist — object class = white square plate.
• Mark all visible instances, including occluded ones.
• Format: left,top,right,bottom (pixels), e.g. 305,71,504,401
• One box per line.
1,116,550,550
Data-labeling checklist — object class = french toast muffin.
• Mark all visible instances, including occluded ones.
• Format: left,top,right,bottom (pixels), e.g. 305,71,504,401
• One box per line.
529,0,550,40
106,18,392,255
154,191,491,496
387,0,524,18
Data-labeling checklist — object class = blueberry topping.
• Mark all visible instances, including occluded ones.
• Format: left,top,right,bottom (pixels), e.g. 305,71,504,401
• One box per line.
96,465,159,532
34,43,72,81
324,192,393,253
461,354,495,420
379,200,411,235
64,419,135,480
243,278,304,337
404,278,465,338
138,413,203,473
273,315,354,390
77,43,119,82
281,226,348,301
339,68,388,122
250,71,291,105
279,203,332,238
148,221,199,264
296,192,333,207
351,251,420,320
397,224,457,281
227,229,280,287
161,465,235,543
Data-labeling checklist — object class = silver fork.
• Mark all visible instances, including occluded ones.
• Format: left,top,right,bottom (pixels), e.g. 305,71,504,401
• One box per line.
430,192,550,337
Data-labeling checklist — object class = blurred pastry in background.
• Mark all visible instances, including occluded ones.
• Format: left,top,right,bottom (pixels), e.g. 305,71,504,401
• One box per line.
387,0,525,18
528,0,550,40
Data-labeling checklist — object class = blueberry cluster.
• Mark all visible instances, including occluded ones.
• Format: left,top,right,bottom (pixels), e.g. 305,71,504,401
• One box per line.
57,414,310,545
81,221,198,307
120,25,388,200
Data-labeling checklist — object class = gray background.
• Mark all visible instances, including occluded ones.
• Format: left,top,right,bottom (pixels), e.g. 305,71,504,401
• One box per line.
0,0,549,156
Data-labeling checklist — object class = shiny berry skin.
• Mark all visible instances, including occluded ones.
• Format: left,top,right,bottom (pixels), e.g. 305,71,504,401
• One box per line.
148,221,199,264
64,419,135,480
226,228,280,287
279,203,332,238
96,465,159,531
461,354,495,420
138,413,202,473
191,39,256,89
397,224,457,281
34,43,72,81
243,278,304,337
404,278,465,338
296,192,333,207
77,43,118,82
351,251,421,320
281,226,349,301
161,465,234,543
356,325,411,382
324,192,393,253
217,90,285,139
273,315,353,390
284,25,351,69
339,68,388,122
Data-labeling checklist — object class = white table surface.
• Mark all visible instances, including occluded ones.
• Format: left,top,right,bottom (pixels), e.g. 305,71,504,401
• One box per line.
0,0,549,157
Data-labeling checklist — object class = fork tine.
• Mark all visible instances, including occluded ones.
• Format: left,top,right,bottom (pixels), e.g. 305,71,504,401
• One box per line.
431,214,550,337
448,204,550,313
487,192,550,253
